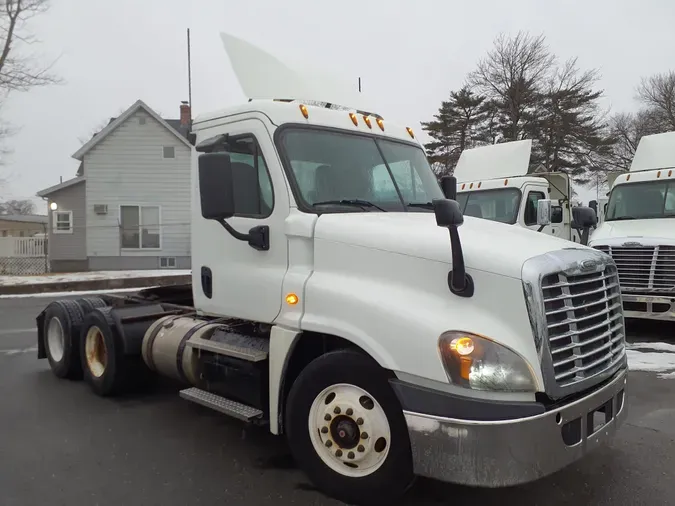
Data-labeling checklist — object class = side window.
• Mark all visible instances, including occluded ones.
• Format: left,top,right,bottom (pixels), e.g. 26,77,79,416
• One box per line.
664,183,675,214
227,135,274,218
524,191,546,226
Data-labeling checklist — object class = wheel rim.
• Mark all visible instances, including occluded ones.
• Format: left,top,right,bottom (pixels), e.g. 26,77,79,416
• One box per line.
46,317,65,363
85,326,107,378
308,383,391,478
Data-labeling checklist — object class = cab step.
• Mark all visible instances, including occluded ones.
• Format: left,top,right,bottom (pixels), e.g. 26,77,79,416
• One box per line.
179,387,263,421
187,329,269,362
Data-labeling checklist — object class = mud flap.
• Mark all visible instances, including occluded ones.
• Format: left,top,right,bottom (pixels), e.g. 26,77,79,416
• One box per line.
36,310,46,359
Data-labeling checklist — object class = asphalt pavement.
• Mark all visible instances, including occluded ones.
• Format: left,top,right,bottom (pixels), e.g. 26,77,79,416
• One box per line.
1,295,674,506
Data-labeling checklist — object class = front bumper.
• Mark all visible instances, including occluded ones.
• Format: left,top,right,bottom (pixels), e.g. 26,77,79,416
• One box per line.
403,368,627,487
622,293,675,321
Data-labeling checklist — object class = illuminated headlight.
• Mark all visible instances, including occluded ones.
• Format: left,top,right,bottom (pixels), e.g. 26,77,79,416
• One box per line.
438,331,537,392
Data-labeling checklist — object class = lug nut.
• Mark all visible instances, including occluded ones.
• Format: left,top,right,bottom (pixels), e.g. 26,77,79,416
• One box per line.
361,432,368,439
334,407,341,414
357,445,365,452
348,451,355,459
324,414,331,421
335,449,343,457
325,440,332,448
321,427,328,434
346,408,353,416
356,417,364,425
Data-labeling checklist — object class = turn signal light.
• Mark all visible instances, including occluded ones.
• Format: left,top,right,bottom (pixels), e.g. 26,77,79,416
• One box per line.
299,104,309,119
285,293,299,305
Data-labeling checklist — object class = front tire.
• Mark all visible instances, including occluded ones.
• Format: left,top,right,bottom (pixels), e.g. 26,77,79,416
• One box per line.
286,350,414,505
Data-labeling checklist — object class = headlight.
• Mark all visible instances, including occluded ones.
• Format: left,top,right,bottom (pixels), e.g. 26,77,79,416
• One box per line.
438,331,537,392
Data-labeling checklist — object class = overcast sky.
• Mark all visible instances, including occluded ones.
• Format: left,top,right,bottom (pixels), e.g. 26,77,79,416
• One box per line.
3,0,675,212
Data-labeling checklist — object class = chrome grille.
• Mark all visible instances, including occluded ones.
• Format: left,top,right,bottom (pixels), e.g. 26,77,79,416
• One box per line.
541,266,626,387
595,245,675,293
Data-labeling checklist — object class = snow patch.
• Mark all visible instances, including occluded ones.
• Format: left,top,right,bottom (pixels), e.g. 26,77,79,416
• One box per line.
627,341,675,379
0,270,191,286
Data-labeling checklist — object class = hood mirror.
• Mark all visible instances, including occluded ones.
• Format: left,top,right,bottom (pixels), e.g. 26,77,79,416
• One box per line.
433,198,474,298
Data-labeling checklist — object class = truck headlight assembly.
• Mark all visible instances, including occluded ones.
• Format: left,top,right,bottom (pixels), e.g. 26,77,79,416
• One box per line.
438,331,537,392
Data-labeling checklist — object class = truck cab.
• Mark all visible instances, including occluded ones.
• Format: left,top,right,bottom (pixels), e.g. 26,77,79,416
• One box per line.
589,131,675,321
454,140,597,244
35,32,628,505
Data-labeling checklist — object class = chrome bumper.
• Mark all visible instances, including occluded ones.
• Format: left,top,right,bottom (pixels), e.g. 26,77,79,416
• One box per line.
622,294,675,321
403,368,628,487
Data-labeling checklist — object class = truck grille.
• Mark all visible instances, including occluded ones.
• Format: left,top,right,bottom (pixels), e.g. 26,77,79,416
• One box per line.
594,245,675,293
541,266,626,387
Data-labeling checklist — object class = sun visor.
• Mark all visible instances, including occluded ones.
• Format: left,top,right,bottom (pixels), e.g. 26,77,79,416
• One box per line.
453,140,533,183
630,131,675,172
220,32,371,113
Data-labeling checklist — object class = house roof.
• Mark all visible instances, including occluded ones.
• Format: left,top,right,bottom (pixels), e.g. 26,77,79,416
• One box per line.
71,99,192,161
0,214,48,224
37,176,86,198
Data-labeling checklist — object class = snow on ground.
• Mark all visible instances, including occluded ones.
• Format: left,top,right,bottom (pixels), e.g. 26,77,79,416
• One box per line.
0,270,191,286
627,342,675,379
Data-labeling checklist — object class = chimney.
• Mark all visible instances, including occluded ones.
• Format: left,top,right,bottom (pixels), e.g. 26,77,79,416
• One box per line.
180,101,191,126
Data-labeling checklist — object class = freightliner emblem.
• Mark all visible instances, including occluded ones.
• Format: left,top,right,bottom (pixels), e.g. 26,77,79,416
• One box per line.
580,259,599,272
622,241,643,247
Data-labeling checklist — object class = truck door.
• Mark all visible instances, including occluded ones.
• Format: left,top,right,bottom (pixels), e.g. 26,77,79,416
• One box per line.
192,118,290,323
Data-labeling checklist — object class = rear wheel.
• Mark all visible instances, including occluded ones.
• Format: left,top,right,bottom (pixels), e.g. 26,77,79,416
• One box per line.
79,308,144,396
43,300,85,379
286,350,414,505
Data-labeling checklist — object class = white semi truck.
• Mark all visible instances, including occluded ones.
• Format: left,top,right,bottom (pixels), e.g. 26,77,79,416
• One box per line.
589,131,675,322
35,34,628,505
453,140,598,245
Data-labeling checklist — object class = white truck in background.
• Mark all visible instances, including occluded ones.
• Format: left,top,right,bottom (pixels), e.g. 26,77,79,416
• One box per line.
589,131,675,322
34,33,628,505
453,140,598,245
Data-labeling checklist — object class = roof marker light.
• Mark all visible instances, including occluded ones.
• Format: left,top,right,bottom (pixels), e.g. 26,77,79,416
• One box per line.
657,170,661,178
363,115,372,129
406,127,415,139
669,170,673,177
469,183,474,189
299,104,309,119
504,179,508,186
376,117,384,131
461,183,466,190
626,174,631,181
478,182,482,188
349,112,358,126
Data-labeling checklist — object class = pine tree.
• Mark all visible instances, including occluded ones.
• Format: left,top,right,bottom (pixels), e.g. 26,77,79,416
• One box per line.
421,86,488,176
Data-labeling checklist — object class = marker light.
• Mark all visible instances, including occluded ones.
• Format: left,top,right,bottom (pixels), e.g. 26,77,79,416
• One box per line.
285,293,299,305
461,183,466,190
669,170,673,177
478,182,482,188
469,183,474,189
299,104,309,119
349,112,358,126
376,117,384,131
363,115,372,129
49,202,58,211
406,127,415,139
626,174,631,181
504,179,509,186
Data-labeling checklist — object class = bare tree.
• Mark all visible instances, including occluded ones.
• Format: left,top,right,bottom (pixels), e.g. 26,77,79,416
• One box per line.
0,0,59,95
0,197,35,214
637,71,675,130
469,32,556,141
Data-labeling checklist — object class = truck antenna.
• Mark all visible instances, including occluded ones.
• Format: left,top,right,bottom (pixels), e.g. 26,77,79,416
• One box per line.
187,28,193,129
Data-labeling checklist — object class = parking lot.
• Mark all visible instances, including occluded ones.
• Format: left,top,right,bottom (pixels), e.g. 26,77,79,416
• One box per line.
1,294,674,506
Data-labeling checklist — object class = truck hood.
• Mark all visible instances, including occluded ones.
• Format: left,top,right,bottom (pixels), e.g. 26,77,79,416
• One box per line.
590,218,675,245
314,212,586,280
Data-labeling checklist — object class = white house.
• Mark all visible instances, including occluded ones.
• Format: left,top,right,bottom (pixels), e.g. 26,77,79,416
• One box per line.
37,99,193,272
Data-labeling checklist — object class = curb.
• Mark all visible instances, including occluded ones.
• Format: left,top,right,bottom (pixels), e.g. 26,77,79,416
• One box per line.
0,274,192,296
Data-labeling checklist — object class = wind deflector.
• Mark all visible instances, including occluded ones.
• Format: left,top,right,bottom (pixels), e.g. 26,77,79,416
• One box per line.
220,32,373,113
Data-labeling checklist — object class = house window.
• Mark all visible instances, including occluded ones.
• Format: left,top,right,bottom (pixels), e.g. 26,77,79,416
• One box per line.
139,116,147,125
53,211,73,234
163,146,175,159
120,205,160,249
159,256,176,268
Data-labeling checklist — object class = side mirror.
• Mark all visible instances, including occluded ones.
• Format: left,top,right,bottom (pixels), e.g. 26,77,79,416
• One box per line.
199,152,235,220
536,199,552,226
440,175,457,201
551,206,563,224
589,200,598,213
432,198,463,228
572,206,597,228
432,198,472,298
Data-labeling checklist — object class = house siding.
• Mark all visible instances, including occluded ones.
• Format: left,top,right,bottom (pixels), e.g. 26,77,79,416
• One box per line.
0,219,47,237
84,109,192,270
46,181,87,271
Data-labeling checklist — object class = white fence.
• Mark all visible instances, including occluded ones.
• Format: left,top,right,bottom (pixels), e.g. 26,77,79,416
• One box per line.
0,237,48,275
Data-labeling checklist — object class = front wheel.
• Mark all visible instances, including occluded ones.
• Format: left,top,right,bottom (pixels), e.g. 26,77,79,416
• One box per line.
286,350,414,505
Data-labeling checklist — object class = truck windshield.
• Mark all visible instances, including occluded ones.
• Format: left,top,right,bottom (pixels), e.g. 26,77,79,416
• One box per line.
606,180,675,221
455,188,521,224
277,128,444,212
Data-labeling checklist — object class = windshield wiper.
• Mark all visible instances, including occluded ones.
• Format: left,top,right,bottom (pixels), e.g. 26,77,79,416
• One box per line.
407,202,434,209
312,199,387,212
607,216,637,221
